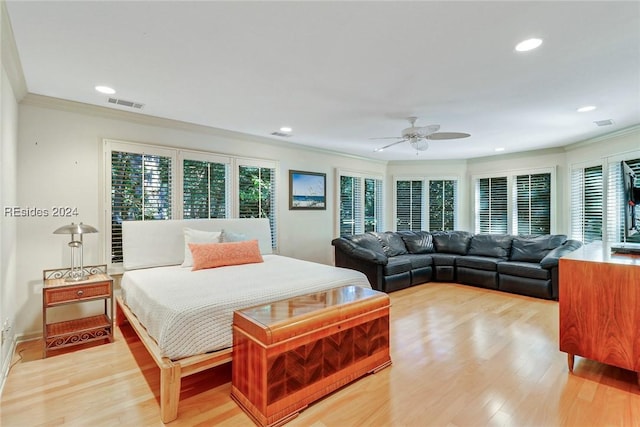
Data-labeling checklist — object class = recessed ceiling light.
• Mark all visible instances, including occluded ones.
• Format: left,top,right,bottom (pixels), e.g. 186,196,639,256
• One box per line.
515,38,543,52
95,85,116,95
577,105,597,113
495,147,505,152
280,126,292,133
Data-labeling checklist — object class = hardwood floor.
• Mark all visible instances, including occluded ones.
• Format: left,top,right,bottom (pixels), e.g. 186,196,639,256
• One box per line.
2,283,640,426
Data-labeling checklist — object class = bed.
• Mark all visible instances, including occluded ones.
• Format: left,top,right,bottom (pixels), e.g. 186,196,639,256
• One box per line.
116,218,371,423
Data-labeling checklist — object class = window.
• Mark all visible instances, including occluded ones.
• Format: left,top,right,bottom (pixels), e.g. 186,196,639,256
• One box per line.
109,146,175,263
515,173,551,235
570,165,603,243
182,157,230,219
396,180,423,231
337,171,384,236
238,162,277,247
429,180,457,231
477,177,508,234
105,140,278,266
394,178,458,231
364,178,383,232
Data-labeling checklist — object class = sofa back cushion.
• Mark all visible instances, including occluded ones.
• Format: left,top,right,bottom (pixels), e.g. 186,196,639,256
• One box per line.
432,231,472,255
370,231,408,256
468,234,513,259
397,231,434,254
510,234,568,263
346,233,386,256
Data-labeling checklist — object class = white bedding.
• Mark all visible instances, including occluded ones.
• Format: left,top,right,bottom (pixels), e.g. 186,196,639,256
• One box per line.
121,254,371,360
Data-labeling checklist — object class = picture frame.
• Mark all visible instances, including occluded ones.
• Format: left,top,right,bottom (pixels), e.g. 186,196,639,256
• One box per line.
289,170,326,210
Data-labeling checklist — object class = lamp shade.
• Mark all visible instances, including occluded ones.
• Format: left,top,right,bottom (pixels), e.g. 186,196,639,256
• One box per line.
53,222,98,235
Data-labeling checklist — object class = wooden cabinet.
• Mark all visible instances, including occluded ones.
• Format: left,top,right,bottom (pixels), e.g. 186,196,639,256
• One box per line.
559,242,640,384
42,265,114,357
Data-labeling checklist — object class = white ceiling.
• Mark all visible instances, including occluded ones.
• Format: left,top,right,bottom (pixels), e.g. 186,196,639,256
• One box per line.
6,1,640,161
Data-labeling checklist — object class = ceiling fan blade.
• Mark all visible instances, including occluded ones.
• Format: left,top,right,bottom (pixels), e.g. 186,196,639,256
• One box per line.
374,139,408,152
415,124,440,136
369,136,405,140
427,132,471,140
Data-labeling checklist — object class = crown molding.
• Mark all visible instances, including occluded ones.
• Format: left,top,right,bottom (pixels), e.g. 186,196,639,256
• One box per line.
563,124,640,152
1,1,27,99
20,93,387,165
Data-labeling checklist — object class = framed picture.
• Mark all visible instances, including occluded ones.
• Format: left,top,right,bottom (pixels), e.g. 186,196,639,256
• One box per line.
289,170,326,210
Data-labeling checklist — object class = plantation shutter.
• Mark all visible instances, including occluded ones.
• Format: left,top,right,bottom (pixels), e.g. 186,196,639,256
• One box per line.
515,173,551,235
339,175,363,235
396,180,423,231
111,150,173,263
429,180,456,231
571,165,603,243
183,159,229,219
478,177,508,234
238,165,277,248
364,178,384,232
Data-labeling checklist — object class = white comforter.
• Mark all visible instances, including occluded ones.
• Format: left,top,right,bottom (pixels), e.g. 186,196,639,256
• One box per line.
121,255,370,359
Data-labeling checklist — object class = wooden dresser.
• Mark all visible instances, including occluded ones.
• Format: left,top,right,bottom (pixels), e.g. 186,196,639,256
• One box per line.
559,242,640,384
231,285,391,427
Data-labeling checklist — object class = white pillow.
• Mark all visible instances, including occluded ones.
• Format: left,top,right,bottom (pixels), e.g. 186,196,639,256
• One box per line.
220,229,248,243
181,228,222,267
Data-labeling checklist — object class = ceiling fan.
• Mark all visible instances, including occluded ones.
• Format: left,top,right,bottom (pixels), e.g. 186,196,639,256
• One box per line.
372,117,470,153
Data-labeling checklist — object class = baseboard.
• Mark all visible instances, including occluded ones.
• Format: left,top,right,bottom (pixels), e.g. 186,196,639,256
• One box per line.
0,334,17,396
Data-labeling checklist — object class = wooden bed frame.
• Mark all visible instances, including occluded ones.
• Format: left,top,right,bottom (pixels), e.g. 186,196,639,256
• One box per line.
116,218,273,422
116,296,232,423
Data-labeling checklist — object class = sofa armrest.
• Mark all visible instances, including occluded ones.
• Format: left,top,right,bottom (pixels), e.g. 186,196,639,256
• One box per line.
540,239,583,269
331,238,388,265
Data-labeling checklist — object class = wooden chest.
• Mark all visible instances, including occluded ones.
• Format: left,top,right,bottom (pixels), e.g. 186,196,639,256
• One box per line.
231,285,391,426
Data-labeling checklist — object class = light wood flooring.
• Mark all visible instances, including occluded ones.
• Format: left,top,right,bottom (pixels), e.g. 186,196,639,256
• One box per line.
2,282,640,426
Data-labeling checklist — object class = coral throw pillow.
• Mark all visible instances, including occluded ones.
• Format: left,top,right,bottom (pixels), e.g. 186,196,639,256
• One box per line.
189,240,263,271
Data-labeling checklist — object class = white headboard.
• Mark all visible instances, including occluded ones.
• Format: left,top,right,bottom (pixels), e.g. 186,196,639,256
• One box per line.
122,218,273,270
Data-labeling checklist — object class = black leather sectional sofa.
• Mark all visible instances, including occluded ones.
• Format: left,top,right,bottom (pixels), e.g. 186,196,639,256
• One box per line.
331,231,582,300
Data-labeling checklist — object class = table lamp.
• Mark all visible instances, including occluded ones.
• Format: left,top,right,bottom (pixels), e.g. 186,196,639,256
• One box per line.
53,222,98,281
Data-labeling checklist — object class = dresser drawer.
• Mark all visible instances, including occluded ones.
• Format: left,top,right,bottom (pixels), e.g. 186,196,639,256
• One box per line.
44,282,111,306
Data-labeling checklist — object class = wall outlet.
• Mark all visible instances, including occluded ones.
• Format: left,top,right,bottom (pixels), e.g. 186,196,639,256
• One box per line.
1,319,11,345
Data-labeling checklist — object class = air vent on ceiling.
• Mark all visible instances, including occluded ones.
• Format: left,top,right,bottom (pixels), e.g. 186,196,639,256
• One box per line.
594,119,614,127
271,131,292,137
108,97,145,109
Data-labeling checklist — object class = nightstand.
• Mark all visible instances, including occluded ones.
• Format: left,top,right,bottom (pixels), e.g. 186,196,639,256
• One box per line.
42,264,114,357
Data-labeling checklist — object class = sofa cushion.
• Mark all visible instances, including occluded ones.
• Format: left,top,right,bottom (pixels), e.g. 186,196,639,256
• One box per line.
456,255,502,271
497,261,550,280
395,254,433,269
510,235,567,263
430,253,459,266
370,231,408,256
432,231,472,255
383,257,413,275
468,234,513,259
346,233,385,256
397,231,434,254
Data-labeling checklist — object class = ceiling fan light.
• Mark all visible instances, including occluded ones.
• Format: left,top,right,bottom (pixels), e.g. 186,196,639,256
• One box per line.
410,139,429,151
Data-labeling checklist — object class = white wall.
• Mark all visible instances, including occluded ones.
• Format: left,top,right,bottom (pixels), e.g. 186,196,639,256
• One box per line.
15,96,386,339
1,0,23,390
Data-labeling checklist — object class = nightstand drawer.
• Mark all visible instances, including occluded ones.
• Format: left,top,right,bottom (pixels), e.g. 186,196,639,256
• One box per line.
44,282,111,305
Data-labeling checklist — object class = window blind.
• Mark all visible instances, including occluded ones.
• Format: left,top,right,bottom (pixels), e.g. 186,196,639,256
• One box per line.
396,180,423,231
571,165,603,243
238,165,277,248
429,180,456,231
364,178,383,232
339,175,363,236
515,173,551,235
478,177,508,234
111,150,173,263
183,159,229,219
